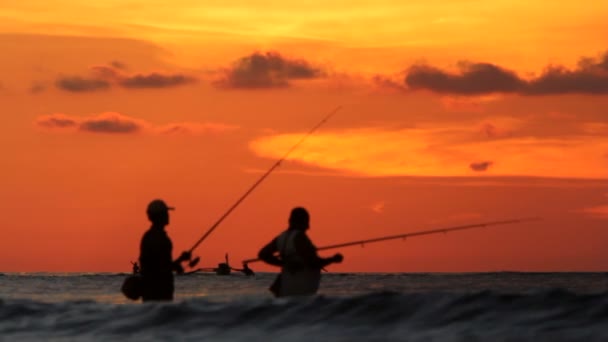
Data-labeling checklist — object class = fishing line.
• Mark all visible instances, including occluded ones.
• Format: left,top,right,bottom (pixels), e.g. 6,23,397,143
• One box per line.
188,106,343,257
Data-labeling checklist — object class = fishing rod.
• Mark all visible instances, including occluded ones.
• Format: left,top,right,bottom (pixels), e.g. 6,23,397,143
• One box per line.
186,106,342,266
241,217,540,264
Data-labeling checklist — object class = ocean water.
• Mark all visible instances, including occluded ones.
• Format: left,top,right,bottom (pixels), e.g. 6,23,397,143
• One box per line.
0,272,607,341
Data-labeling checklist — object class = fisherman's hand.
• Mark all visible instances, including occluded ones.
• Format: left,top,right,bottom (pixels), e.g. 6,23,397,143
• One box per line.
175,264,185,275
332,253,343,263
178,251,192,262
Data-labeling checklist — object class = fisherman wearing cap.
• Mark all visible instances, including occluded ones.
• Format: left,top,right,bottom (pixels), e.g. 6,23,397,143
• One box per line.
139,199,191,302
258,207,343,297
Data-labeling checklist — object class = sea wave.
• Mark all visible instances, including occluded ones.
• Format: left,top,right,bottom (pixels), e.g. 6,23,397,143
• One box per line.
0,290,606,341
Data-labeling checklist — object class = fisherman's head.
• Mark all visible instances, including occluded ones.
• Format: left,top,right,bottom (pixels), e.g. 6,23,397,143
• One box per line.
288,207,310,231
146,199,174,226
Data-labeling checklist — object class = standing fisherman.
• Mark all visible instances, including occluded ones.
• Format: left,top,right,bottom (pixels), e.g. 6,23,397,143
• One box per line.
139,199,191,302
258,207,343,297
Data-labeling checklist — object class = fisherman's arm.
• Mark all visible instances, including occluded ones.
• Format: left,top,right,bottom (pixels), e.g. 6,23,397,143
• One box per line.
172,251,191,274
295,234,343,269
166,236,189,274
258,238,282,267
317,253,343,268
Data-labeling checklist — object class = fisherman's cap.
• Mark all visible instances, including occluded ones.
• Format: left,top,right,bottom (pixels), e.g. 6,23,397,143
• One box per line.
146,199,175,214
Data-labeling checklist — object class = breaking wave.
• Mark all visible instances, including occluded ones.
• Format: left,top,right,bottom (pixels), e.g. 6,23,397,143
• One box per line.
1,290,607,341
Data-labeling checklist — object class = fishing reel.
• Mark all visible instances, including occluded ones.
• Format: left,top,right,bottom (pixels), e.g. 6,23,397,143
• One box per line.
188,255,200,268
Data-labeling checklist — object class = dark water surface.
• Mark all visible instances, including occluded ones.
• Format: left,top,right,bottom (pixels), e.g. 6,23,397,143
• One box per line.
1,272,606,341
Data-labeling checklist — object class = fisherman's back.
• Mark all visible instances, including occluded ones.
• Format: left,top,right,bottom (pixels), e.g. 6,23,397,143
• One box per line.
276,229,321,297
139,227,174,301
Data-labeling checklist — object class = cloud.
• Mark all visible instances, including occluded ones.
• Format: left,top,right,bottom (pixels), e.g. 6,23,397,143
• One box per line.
578,205,608,219
372,75,407,92
402,51,608,95
478,120,521,139
55,62,197,92
55,76,110,92
79,112,144,133
119,73,196,88
215,51,324,89
110,60,127,70
370,201,385,214
158,122,239,134
406,62,524,95
36,113,146,134
35,112,237,136
480,123,504,139
29,82,46,94
526,54,608,95
91,65,122,80
581,122,608,135
469,161,493,172
36,114,78,128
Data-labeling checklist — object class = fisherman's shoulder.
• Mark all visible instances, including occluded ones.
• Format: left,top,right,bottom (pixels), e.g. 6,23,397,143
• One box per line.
141,228,170,244
275,229,292,242
293,231,316,250
292,230,312,242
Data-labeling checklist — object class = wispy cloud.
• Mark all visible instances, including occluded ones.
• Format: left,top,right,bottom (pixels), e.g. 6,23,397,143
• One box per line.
110,60,127,70
370,201,386,214
479,123,513,139
55,76,110,92
36,114,78,128
29,82,46,94
119,73,196,89
578,205,608,219
90,65,122,80
54,62,197,92
250,126,608,179
35,112,238,136
372,75,407,92
38,112,144,134
79,113,144,134
158,122,239,135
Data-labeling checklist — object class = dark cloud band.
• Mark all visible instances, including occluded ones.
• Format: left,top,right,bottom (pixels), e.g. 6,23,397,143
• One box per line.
403,52,608,95
215,51,323,89
55,77,110,92
470,161,494,172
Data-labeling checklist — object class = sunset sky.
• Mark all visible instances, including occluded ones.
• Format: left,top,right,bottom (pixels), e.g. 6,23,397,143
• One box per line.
1,0,607,273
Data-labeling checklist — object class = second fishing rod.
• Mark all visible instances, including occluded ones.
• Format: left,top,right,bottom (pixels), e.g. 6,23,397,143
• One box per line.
185,106,342,268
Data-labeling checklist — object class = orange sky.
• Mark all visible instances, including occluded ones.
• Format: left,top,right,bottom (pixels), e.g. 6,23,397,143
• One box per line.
1,0,607,272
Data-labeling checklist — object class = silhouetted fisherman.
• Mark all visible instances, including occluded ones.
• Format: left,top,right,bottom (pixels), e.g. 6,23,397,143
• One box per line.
139,199,191,302
258,207,343,297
